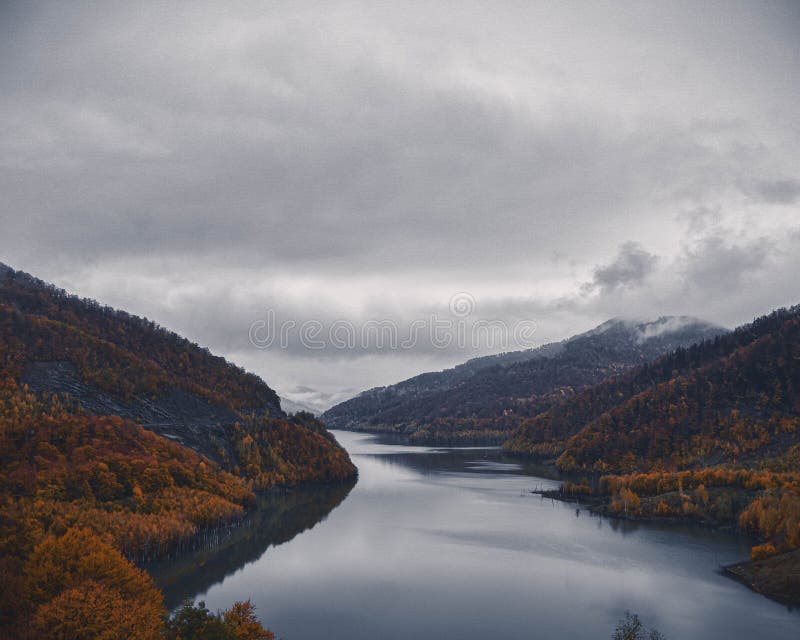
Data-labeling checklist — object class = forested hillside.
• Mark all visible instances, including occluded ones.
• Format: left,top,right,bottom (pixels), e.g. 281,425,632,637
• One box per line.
0,263,356,637
505,306,800,470
0,264,355,478
1,265,279,412
505,306,800,603
322,317,724,444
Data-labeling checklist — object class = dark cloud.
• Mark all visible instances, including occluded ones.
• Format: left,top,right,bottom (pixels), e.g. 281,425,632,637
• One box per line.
586,242,658,293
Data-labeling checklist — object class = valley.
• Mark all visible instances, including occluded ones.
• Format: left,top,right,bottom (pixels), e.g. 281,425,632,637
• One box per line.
1,263,798,638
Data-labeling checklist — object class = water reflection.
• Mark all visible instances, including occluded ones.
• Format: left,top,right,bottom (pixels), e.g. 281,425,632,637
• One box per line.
148,480,355,608
166,430,799,640
361,433,561,479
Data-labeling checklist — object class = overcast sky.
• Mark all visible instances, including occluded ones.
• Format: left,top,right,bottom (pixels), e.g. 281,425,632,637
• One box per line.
1,1,799,411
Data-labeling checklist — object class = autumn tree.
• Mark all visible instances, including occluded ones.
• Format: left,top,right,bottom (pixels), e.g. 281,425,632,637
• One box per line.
165,600,274,640
24,528,164,640
223,600,275,640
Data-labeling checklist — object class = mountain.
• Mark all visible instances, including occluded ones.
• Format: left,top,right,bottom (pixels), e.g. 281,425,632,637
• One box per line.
0,262,356,637
0,263,355,484
505,305,800,472
502,306,800,603
321,316,726,444
280,397,320,416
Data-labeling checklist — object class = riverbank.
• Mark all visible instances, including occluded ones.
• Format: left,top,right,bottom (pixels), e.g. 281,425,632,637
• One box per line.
146,480,356,608
182,430,799,640
723,550,800,607
531,484,800,607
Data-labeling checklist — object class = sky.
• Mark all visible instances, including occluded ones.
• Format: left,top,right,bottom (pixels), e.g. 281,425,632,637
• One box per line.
1,1,799,412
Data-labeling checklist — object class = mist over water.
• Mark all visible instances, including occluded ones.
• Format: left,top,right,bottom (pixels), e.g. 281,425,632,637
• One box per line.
170,431,799,640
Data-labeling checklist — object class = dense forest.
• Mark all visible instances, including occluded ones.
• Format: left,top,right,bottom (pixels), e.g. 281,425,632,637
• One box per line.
322,317,724,445
0,265,356,638
0,384,282,637
508,306,800,602
0,265,356,482
505,307,800,469
0,268,280,413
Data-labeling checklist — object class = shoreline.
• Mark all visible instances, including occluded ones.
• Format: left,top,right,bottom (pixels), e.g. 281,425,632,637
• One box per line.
529,486,799,608
721,551,800,609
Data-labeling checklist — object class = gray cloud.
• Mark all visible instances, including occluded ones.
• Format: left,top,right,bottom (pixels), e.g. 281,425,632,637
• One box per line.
1,1,799,406
681,234,772,293
585,242,659,293
752,179,800,205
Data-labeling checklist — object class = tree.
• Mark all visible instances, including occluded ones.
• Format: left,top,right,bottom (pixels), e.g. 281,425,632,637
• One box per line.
165,601,236,640
32,580,144,640
24,528,163,640
612,611,666,640
223,600,275,640
165,600,274,640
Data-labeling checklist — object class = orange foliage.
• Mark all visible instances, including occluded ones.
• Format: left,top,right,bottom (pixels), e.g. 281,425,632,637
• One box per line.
610,488,641,516
656,500,671,516
750,543,778,561
739,487,800,552
23,528,164,640
594,466,800,554
230,417,358,490
0,385,254,560
0,385,259,636
0,268,344,638
223,600,276,640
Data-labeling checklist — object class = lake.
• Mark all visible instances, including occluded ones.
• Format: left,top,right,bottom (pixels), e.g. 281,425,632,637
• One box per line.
153,430,800,639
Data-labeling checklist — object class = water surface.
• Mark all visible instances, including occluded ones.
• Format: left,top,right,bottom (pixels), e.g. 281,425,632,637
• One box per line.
162,430,799,639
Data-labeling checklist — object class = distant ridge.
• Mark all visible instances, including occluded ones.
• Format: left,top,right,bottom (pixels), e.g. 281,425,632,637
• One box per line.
281,396,319,416
321,316,726,444
505,304,800,471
